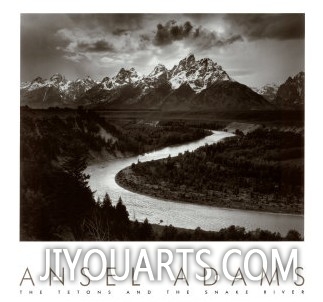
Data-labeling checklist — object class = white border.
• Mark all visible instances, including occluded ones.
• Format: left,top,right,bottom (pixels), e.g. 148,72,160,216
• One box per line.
1,1,321,301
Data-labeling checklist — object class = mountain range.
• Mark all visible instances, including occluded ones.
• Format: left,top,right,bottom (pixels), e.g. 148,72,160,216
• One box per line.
252,72,304,107
20,54,303,111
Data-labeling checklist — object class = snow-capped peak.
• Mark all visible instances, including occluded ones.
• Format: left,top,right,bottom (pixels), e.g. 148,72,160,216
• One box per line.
50,73,64,83
21,54,236,106
101,76,113,90
179,53,196,69
114,67,141,86
252,83,279,102
101,76,110,83
169,55,231,92
21,73,97,102
252,83,279,94
26,76,47,91
148,64,168,79
31,76,44,84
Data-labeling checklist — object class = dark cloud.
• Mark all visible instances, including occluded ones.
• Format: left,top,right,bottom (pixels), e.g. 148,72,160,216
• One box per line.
226,14,304,40
77,40,115,52
212,34,243,47
20,14,304,87
153,20,243,48
153,20,194,45
192,26,243,48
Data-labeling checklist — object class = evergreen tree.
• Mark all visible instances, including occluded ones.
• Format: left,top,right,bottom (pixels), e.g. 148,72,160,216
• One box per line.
139,218,154,240
115,197,130,239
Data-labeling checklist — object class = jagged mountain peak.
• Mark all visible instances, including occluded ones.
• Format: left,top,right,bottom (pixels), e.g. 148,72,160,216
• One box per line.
169,54,231,92
75,76,94,83
84,76,95,84
252,83,279,102
20,54,278,111
156,63,167,68
116,67,137,75
150,63,167,73
293,71,305,84
285,71,304,84
86,75,94,80
114,67,140,84
173,54,196,74
148,64,169,79
294,71,304,78
31,76,44,84
275,71,304,106
101,76,110,83
50,73,64,83
179,53,196,67
21,73,98,106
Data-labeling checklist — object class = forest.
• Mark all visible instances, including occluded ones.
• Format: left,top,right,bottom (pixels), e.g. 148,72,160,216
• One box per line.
20,107,303,240
20,107,208,240
117,128,304,214
21,106,210,159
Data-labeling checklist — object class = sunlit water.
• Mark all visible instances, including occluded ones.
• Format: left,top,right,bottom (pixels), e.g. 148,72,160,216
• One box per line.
86,131,304,236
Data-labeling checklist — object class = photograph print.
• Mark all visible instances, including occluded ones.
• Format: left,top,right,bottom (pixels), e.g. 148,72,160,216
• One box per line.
20,13,304,241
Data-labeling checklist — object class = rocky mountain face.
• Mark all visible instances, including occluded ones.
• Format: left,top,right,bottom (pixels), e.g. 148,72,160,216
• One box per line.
252,84,279,102
21,54,271,111
168,54,231,92
275,72,304,107
252,72,304,108
20,74,97,107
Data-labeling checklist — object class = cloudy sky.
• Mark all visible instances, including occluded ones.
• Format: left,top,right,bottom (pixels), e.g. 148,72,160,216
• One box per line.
21,14,304,87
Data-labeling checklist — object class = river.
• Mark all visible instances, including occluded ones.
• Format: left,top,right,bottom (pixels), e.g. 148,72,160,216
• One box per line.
86,131,304,236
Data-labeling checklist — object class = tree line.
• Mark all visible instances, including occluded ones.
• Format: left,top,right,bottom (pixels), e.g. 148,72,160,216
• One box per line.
126,127,304,214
